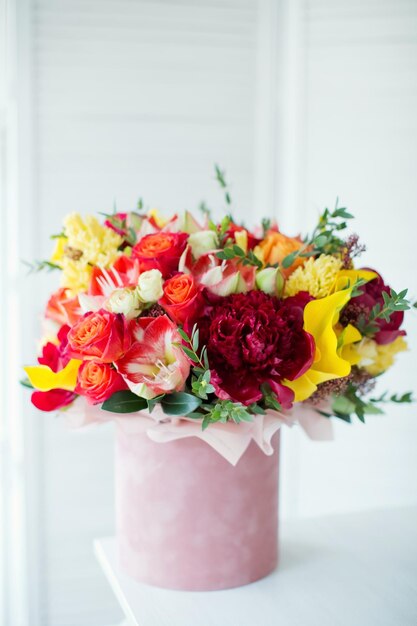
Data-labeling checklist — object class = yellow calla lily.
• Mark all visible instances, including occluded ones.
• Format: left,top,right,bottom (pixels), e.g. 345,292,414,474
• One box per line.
24,359,82,392
338,323,362,365
332,268,377,293
283,290,356,401
284,268,377,401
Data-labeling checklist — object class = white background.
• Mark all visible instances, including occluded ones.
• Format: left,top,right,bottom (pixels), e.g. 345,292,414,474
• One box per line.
1,0,416,625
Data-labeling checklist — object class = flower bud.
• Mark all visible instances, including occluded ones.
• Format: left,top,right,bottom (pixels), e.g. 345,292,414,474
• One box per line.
256,267,284,296
136,269,164,303
188,230,219,260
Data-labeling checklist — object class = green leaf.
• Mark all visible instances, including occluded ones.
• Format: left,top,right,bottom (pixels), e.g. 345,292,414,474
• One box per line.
20,377,34,389
22,259,61,274
192,329,200,352
101,390,148,414
281,252,297,269
147,394,165,413
161,392,202,416
331,396,356,415
181,345,199,362
178,328,190,342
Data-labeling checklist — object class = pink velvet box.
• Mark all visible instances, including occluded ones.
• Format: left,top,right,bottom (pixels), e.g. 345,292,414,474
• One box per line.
115,420,280,591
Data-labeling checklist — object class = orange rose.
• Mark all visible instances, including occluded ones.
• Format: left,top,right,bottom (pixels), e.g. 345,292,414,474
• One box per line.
75,360,127,403
255,232,307,278
46,288,82,326
132,232,188,277
159,273,202,324
67,309,131,363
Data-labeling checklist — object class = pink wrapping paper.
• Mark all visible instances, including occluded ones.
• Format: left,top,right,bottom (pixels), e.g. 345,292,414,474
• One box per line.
115,421,280,590
64,400,333,464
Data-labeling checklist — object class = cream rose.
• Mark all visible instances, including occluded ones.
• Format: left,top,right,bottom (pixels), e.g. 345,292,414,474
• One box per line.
105,287,142,320
136,269,164,303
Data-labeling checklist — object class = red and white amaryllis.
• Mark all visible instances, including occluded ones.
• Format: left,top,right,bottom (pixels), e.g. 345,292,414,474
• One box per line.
116,316,190,399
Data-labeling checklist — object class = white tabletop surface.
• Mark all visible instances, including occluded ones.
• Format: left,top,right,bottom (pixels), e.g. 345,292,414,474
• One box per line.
94,506,417,626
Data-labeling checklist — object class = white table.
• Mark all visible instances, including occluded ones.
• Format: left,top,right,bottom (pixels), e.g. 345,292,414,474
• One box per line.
94,506,417,626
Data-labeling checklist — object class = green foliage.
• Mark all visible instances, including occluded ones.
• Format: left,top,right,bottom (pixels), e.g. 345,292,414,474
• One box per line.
356,288,411,337
198,400,254,430
22,259,61,274
261,383,282,412
216,244,263,269
282,199,354,269
214,164,232,206
198,201,212,221
370,391,414,405
319,384,414,424
102,390,148,413
191,370,215,400
20,378,34,389
160,392,202,416
261,217,271,238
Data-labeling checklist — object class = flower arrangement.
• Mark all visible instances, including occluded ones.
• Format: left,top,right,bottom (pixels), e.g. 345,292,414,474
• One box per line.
23,168,413,429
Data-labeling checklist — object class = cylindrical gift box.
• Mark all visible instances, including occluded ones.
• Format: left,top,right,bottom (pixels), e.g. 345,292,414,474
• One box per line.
115,420,279,591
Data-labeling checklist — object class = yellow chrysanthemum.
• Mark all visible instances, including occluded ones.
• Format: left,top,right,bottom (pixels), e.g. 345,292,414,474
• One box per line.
285,254,343,298
353,336,408,376
51,213,122,294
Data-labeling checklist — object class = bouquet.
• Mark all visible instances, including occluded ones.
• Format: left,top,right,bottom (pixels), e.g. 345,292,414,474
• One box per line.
23,168,413,429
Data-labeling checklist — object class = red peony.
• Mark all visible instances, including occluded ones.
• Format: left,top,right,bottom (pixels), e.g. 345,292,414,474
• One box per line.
31,325,77,411
132,232,188,278
66,309,131,362
347,270,406,345
197,290,315,407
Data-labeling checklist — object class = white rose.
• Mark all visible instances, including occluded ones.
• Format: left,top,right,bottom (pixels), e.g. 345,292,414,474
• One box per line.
255,267,284,296
188,230,219,260
105,288,142,320
136,269,164,303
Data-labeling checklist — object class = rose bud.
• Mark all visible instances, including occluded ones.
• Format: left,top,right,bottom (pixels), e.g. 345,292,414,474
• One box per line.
136,269,164,303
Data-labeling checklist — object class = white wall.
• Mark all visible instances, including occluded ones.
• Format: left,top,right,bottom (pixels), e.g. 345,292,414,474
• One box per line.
279,0,417,519
21,1,262,624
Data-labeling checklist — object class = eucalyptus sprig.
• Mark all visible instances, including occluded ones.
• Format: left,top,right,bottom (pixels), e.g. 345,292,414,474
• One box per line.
214,164,232,206
177,325,214,400
198,201,212,221
216,244,262,269
317,384,414,424
356,288,410,337
198,400,254,431
370,391,414,405
22,259,61,274
281,200,354,269
261,383,283,412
